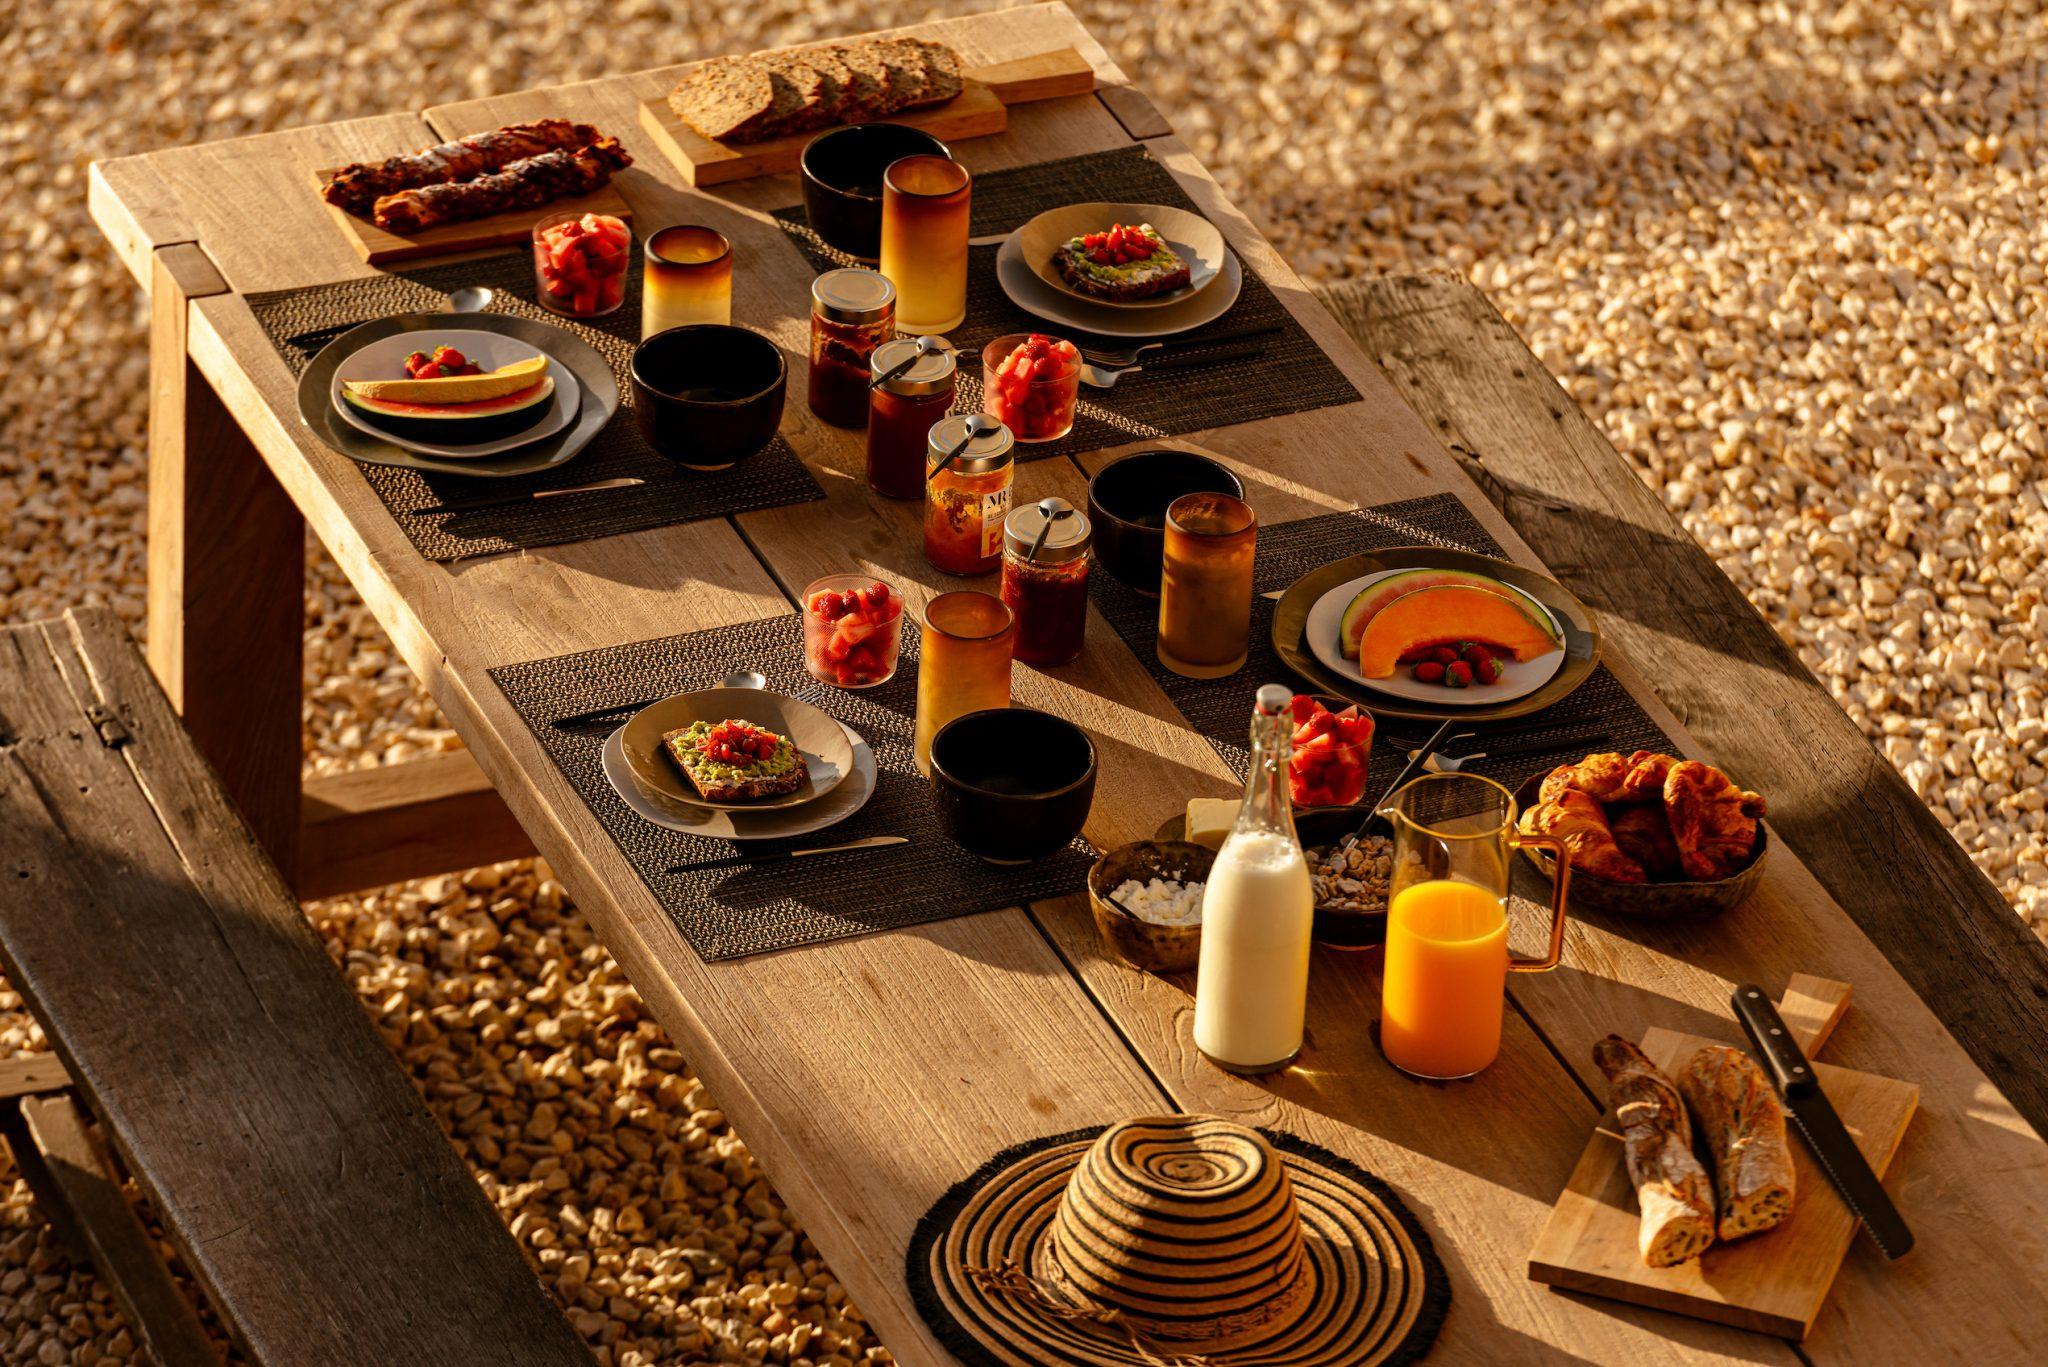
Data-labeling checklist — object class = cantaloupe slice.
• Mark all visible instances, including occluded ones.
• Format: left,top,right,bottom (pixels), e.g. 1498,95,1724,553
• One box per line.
1355,584,1562,678
1337,567,1514,659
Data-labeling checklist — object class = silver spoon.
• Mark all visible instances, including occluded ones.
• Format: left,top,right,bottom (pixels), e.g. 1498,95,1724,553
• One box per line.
444,285,495,313
928,414,1001,482
721,669,767,690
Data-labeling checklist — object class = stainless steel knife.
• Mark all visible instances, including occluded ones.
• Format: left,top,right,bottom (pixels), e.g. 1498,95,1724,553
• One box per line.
1730,984,1915,1259
665,835,907,874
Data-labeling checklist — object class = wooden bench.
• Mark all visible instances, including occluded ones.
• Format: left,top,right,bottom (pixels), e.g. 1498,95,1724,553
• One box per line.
1319,273,2048,1134
0,609,590,1365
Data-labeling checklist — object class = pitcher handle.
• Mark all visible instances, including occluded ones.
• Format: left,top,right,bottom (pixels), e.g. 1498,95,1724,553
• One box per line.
1505,831,1571,972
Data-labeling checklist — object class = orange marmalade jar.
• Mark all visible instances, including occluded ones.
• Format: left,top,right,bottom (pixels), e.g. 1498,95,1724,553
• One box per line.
923,414,1014,576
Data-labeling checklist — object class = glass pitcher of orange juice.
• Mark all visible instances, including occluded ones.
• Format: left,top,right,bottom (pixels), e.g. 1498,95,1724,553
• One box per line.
1377,772,1570,1079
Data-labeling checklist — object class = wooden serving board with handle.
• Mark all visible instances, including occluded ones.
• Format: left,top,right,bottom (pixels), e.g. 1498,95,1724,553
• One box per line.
312,173,633,268
638,47,1097,188
1528,975,1918,1339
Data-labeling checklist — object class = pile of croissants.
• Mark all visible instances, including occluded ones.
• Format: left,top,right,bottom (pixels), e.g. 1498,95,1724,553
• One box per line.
1521,751,1765,883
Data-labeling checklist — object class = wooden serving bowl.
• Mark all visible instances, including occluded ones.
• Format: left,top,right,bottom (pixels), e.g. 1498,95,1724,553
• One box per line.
1088,840,1215,973
1511,773,1768,921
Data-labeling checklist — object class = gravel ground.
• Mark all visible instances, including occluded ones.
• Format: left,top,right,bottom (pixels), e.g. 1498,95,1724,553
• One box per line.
4,0,2046,1361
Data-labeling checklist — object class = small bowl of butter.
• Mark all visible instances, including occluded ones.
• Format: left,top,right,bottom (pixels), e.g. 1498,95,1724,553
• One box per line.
1088,840,1215,974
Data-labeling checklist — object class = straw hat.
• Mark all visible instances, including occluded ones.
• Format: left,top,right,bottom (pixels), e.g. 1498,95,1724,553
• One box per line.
908,1115,1447,1367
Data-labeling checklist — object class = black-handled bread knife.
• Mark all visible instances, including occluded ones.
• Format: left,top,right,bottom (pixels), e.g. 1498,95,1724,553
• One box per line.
1730,984,1915,1259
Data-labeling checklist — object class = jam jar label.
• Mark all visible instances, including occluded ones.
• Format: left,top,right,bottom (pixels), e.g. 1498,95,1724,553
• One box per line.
979,487,1012,559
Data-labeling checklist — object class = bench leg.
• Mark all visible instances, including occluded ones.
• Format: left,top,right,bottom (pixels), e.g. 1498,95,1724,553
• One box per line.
147,244,304,881
0,1094,221,1365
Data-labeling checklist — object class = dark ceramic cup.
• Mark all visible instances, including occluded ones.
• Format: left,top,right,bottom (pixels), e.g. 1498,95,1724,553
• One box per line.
630,324,787,471
801,124,953,260
1087,448,1247,595
929,708,1098,864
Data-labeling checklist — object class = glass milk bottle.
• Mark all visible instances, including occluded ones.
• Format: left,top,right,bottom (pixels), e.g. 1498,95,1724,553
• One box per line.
1193,683,1315,1072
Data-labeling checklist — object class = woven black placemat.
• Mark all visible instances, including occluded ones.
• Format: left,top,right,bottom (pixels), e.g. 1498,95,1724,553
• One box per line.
773,146,1361,462
247,251,823,562
489,614,1094,962
1090,493,1675,793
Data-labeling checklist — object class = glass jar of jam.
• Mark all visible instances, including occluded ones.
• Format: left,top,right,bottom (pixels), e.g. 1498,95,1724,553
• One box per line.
923,414,1014,576
808,268,894,428
1000,496,1092,667
866,336,956,500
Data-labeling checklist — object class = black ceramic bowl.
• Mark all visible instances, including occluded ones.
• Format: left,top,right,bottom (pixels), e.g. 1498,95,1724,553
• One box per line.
631,324,787,471
801,125,953,260
930,708,1097,864
1087,449,1247,595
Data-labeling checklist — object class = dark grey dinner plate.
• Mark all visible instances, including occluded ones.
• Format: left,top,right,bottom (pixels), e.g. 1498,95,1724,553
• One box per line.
295,312,619,479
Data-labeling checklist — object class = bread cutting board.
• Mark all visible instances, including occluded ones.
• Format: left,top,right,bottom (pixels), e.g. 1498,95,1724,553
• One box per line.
1528,976,1917,1339
313,172,633,268
639,47,1098,188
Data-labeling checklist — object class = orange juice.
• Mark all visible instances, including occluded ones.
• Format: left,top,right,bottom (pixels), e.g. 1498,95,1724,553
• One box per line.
1380,879,1509,1078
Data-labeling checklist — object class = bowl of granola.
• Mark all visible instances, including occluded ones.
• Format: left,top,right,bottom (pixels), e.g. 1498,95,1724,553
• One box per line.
1294,809,1396,949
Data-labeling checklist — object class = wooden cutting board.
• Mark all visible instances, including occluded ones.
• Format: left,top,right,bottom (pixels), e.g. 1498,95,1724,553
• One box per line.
313,173,634,268
1528,975,1917,1339
638,47,1097,187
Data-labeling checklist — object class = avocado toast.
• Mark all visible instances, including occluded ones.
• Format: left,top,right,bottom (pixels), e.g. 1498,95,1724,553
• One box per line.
1052,222,1192,301
663,718,808,803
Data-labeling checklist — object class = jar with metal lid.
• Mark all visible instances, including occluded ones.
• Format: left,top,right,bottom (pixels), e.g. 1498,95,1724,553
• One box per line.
999,496,1093,667
923,414,1014,576
866,336,956,499
808,269,895,428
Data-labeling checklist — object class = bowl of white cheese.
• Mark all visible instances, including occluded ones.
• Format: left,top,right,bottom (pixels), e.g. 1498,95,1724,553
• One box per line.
1087,840,1216,974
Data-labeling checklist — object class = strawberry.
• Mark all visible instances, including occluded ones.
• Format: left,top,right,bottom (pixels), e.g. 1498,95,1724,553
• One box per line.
1444,661,1474,688
1476,657,1506,684
1411,661,1446,683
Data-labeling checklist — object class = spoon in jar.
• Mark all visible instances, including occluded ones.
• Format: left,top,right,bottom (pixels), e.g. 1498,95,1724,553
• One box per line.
927,414,1002,483
870,334,950,390
1023,496,1076,563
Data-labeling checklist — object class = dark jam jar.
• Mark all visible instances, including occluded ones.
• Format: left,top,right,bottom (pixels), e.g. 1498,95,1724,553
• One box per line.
999,495,1092,666
866,336,956,499
808,268,894,427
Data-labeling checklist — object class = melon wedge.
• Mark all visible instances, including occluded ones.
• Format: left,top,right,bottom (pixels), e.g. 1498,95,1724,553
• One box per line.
1337,567,1517,659
344,353,547,404
1354,584,1562,678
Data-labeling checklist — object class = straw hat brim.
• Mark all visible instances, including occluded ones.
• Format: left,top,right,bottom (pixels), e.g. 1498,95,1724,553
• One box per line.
908,1125,1449,1367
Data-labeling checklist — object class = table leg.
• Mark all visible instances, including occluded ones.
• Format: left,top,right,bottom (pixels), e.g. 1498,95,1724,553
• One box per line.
146,244,304,880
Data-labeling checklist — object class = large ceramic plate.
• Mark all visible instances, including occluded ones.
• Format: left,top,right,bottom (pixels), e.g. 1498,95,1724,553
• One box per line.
1012,202,1226,309
994,231,1242,339
1303,567,1567,705
602,722,876,842
620,687,854,813
330,327,581,458
296,312,618,478
1271,546,1602,722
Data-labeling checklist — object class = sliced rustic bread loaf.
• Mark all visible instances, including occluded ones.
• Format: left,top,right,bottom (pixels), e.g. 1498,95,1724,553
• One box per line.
667,38,965,143
667,54,776,143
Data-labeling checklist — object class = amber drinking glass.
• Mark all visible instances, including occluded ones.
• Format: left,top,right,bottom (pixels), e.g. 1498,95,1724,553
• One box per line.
878,156,971,334
642,225,733,336
1156,493,1257,678
913,591,1014,776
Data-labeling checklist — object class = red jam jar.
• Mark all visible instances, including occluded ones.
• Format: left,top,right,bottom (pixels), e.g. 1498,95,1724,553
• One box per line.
999,495,1093,667
923,414,1014,576
808,268,894,428
866,336,956,500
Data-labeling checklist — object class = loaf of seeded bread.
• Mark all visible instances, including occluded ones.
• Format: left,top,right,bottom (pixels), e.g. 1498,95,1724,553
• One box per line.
1679,1045,1796,1240
1594,1035,1717,1267
668,38,965,144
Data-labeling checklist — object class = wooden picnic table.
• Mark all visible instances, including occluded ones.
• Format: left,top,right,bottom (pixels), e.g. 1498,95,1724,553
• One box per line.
86,5,2048,1362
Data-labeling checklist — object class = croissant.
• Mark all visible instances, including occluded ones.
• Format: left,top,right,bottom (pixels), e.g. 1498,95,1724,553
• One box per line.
1616,750,1679,802
1607,801,1683,879
1663,760,1765,880
1521,790,1646,883
1538,752,1637,804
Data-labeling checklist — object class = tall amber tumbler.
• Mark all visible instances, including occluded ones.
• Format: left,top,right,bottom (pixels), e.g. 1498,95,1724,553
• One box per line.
1156,492,1257,678
642,226,733,336
913,591,1014,776
879,155,971,334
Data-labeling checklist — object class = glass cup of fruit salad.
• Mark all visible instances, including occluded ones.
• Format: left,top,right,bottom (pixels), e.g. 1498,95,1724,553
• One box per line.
533,211,633,319
802,575,904,689
982,333,1081,443
1286,694,1374,808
